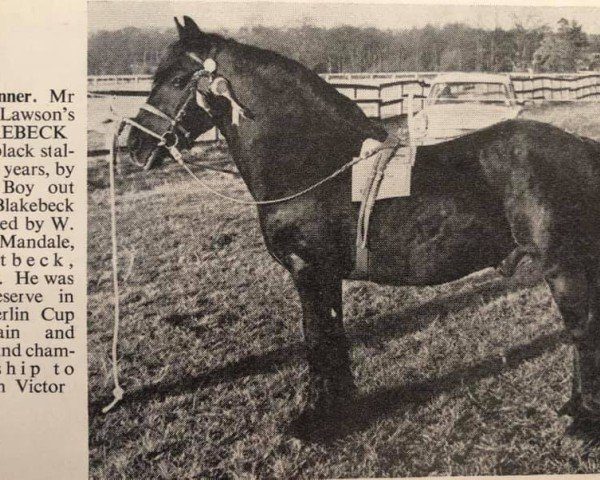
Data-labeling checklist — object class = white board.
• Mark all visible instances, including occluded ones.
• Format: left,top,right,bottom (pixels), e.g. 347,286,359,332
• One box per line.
352,147,413,202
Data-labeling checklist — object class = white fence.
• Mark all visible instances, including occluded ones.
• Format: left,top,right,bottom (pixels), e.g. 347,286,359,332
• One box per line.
88,71,600,148
323,72,600,119
88,74,153,93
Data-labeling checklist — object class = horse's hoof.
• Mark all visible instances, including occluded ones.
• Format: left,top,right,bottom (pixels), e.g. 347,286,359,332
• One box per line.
580,396,600,420
306,372,356,405
559,395,600,431
558,397,581,417
290,377,357,435
496,263,513,278
287,373,363,439
496,266,508,277
288,396,356,440
567,412,600,437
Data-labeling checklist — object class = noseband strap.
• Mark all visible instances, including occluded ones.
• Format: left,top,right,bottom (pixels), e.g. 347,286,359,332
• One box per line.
121,116,164,142
124,74,203,169
140,103,177,124
140,104,193,139
125,50,250,170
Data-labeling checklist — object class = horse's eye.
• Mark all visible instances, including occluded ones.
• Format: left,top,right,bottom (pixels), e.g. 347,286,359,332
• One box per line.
171,76,185,88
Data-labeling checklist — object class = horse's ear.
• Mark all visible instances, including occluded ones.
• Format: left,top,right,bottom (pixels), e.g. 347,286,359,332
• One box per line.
182,16,203,38
174,17,185,39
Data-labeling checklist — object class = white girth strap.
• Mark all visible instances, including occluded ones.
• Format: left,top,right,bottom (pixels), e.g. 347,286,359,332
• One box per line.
351,133,402,280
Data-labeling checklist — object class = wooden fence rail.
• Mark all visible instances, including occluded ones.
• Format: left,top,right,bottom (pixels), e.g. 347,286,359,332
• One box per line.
325,72,600,119
88,72,600,152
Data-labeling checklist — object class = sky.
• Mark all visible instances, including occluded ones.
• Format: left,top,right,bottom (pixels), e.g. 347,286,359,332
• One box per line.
89,1,600,34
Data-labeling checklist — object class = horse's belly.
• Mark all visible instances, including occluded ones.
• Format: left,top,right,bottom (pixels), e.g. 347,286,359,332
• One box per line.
366,195,514,286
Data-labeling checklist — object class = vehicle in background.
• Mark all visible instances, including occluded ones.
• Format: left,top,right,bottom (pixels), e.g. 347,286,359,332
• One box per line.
411,72,522,145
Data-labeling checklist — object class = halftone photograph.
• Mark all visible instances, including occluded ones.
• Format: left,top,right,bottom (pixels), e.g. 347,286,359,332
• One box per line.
88,2,600,477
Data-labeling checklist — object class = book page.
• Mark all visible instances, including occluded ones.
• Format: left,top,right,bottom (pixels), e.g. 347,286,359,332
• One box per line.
0,1,88,479
4,1,600,479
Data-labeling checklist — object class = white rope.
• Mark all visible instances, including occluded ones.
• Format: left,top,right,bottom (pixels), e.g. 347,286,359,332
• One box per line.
121,117,165,142
168,145,366,206
102,133,124,414
99,117,383,412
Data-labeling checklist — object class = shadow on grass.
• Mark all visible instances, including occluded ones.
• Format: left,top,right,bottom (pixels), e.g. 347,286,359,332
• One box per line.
90,269,544,418
290,329,569,442
90,330,573,454
89,342,304,414
352,270,540,346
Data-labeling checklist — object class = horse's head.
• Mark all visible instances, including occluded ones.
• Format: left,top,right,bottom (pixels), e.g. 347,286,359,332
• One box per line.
127,15,387,171
126,16,230,169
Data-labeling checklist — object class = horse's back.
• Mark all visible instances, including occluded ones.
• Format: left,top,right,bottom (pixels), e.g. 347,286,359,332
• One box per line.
476,120,600,264
365,119,600,285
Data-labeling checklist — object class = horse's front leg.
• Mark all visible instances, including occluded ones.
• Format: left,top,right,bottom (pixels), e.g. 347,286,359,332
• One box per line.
288,254,356,416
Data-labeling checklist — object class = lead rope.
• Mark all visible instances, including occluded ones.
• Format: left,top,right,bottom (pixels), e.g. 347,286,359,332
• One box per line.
101,118,390,413
102,132,124,413
100,133,364,413
166,145,365,205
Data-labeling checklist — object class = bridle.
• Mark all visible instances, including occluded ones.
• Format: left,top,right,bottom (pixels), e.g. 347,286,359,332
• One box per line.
101,33,398,416
121,53,216,170
118,51,389,207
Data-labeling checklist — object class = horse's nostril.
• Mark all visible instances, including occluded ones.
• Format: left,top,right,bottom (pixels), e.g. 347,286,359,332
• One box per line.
128,139,142,165
131,136,141,151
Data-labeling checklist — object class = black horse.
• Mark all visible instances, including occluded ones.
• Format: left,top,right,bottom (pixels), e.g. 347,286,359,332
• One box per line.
128,16,600,424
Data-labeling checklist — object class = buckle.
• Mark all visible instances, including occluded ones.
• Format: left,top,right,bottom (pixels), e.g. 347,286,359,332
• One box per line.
159,131,178,149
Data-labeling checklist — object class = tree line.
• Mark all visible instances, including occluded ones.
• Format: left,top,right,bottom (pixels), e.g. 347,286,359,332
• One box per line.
88,19,600,75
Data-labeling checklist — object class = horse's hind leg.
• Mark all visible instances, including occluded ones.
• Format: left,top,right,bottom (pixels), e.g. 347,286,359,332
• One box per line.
544,261,600,419
497,245,531,277
577,267,600,418
287,254,355,416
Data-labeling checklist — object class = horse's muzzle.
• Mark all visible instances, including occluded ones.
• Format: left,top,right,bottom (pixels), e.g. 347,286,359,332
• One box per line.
126,126,167,170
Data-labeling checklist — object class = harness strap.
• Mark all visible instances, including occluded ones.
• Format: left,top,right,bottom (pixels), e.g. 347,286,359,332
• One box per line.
121,117,165,142
351,133,403,280
140,104,177,124
353,246,370,280
356,147,397,248
139,104,192,139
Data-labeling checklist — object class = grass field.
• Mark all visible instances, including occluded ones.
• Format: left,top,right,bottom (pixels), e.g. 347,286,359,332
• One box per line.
89,103,600,479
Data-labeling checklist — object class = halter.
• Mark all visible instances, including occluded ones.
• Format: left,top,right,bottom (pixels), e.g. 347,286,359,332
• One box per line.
121,53,215,170
102,44,398,415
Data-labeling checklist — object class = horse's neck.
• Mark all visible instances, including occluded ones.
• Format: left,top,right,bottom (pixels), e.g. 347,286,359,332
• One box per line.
219,124,291,202
220,121,355,203
213,48,372,201
218,125,262,198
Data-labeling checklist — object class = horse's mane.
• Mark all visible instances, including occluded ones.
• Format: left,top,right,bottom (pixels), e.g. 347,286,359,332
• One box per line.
175,30,388,144
153,33,224,86
236,42,364,113
579,134,600,150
